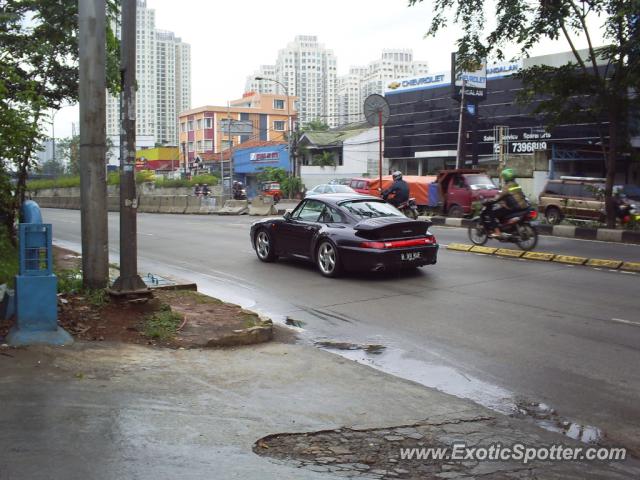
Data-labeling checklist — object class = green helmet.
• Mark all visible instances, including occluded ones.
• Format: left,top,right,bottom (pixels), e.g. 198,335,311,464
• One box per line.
501,168,515,181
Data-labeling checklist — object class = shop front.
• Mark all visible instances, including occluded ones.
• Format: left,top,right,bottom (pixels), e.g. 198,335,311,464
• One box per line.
232,143,290,198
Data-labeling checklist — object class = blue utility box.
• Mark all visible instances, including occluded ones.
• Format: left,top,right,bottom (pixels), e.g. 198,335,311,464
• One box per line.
6,201,73,346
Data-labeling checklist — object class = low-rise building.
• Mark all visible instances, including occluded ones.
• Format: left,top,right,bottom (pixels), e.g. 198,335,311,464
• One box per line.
177,92,296,168
298,123,385,188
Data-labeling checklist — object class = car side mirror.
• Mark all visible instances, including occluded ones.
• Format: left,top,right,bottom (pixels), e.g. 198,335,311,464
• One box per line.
283,211,292,221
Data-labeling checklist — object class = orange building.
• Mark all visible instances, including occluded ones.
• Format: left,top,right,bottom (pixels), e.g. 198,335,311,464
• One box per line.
177,92,296,167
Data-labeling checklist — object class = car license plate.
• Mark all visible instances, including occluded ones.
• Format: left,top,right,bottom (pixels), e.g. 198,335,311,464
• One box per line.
401,252,421,261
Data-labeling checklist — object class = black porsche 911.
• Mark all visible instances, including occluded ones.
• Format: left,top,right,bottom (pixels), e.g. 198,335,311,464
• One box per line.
249,194,438,277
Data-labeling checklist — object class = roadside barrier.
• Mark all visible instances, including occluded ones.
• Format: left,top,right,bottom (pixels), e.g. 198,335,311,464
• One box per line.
446,242,640,272
185,195,202,214
249,196,278,216
217,199,249,215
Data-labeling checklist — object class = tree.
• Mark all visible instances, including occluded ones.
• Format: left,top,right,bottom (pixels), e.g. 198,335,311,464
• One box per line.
409,0,640,227
311,151,337,168
39,158,66,178
0,0,119,242
56,135,81,175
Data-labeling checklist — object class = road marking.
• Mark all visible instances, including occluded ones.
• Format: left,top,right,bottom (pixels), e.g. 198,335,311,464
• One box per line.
611,318,640,327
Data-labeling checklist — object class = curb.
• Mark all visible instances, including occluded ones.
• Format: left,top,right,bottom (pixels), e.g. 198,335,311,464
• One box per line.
446,242,640,272
422,216,640,245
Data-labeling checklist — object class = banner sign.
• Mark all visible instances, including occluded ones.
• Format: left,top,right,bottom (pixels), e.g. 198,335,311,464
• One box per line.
451,52,487,101
250,151,280,163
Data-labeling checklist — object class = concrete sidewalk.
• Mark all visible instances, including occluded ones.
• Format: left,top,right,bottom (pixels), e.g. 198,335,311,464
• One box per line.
0,338,637,479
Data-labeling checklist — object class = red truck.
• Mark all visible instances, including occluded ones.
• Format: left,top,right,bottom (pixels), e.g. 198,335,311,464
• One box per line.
430,169,499,217
363,169,499,217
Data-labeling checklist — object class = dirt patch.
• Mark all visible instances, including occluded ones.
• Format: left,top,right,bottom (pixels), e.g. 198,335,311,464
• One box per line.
1,247,273,349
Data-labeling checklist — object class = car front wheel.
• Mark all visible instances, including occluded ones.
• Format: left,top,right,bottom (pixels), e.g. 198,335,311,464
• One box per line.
317,240,342,278
255,229,277,262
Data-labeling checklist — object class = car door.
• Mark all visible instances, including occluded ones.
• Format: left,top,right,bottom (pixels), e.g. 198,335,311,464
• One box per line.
280,199,325,257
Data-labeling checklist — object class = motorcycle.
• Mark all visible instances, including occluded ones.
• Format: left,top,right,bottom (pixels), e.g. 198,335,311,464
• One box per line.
468,201,539,251
382,191,419,219
396,198,419,220
617,202,640,226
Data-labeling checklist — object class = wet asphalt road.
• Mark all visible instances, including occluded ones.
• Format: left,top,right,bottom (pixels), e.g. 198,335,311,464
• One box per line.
44,209,640,453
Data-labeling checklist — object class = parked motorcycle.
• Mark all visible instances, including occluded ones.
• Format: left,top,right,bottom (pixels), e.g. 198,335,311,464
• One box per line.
468,201,539,251
396,198,419,220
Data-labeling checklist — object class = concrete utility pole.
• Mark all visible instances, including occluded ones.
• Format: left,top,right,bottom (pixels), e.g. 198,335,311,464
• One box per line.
455,80,467,169
79,0,109,289
111,0,148,295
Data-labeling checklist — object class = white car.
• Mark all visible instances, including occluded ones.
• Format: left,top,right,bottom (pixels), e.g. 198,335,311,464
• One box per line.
305,184,357,197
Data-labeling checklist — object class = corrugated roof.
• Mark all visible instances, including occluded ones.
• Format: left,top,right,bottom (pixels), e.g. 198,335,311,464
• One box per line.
301,126,371,147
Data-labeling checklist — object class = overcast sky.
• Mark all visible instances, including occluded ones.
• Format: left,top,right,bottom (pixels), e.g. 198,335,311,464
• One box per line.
52,0,597,139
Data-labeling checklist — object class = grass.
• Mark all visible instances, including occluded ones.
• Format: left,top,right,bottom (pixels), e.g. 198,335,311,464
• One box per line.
56,268,83,294
143,305,183,340
0,227,18,287
56,267,108,307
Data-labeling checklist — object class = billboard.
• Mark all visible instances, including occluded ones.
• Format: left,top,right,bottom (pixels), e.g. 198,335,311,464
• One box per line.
451,52,487,101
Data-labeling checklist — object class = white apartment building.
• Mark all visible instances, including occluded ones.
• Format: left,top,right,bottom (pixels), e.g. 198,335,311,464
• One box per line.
106,0,191,164
336,50,429,126
245,65,277,94
156,31,191,146
175,40,191,121
274,35,338,128
337,67,367,127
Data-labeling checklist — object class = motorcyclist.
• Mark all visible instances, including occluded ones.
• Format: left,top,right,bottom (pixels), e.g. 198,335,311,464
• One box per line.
382,171,409,208
487,168,529,236
202,184,211,197
193,183,202,197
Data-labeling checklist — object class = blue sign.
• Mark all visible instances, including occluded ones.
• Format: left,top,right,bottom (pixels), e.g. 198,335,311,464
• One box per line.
233,144,290,174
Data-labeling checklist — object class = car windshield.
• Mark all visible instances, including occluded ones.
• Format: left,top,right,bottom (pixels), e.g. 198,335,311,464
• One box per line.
340,200,403,219
466,175,496,190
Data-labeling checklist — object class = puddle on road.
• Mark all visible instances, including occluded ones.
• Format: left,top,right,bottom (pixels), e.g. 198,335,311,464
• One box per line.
515,400,603,444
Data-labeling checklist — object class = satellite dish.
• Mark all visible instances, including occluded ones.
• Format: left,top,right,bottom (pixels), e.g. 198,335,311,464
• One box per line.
363,94,390,126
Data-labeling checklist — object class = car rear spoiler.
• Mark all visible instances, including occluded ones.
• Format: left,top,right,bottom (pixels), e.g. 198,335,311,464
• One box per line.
354,217,432,231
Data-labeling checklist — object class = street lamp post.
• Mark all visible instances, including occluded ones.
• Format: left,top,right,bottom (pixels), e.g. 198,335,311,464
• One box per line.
255,76,294,177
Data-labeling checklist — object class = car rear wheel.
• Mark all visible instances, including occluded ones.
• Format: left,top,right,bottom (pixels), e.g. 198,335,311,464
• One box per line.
255,229,277,262
317,240,342,278
545,206,563,224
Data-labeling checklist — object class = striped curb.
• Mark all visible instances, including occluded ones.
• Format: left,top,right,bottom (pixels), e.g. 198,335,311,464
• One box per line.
522,252,555,261
585,259,623,269
553,255,588,265
447,243,473,252
446,243,635,272
470,246,498,254
495,248,525,258
621,262,640,272
424,216,640,245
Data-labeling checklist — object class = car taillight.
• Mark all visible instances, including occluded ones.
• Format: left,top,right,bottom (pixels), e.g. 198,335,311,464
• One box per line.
528,210,538,220
359,236,436,249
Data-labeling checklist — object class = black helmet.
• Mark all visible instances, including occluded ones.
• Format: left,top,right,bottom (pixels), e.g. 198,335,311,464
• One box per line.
392,170,403,181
